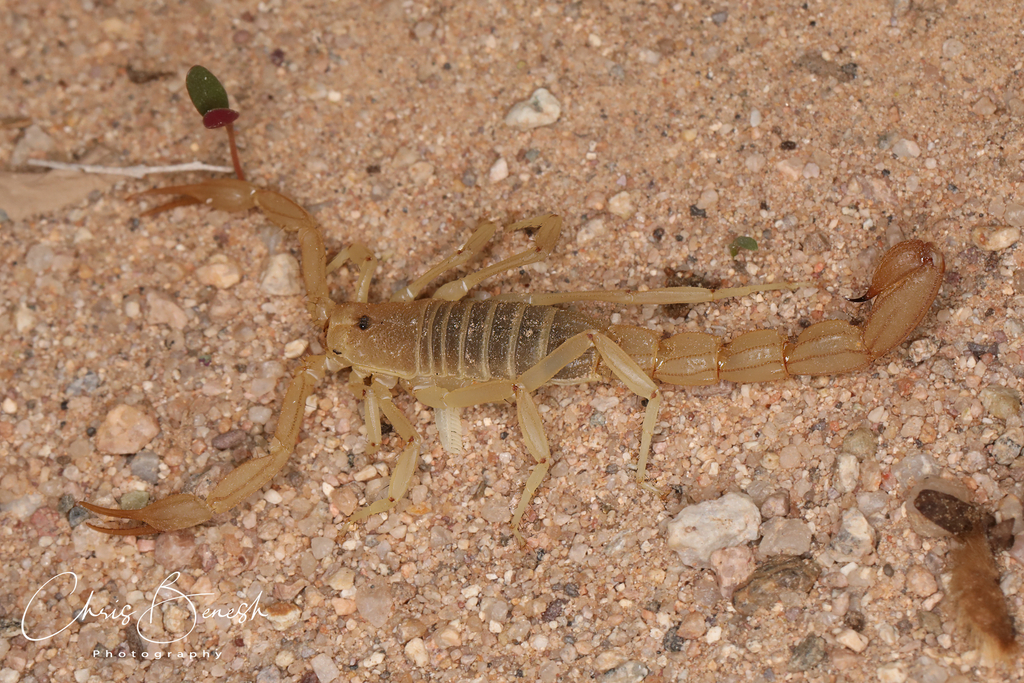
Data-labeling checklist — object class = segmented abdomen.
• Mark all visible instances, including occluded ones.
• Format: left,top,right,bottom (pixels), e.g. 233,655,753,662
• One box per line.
416,300,603,382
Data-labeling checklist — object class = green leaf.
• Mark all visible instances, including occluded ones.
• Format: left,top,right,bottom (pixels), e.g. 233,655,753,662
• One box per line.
186,66,231,117
729,235,758,258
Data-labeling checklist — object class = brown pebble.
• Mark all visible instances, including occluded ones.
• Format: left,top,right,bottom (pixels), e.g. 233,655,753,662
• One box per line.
733,556,821,616
211,429,246,450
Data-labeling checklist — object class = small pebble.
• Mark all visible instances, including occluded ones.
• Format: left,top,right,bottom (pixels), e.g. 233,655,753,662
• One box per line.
310,653,339,683
971,225,1019,251
195,254,242,289
749,108,762,127
355,581,394,628
905,565,938,598
119,490,149,510
211,429,246,450
129,450,161,483
433,625,461,648
759,518,812,556
836,628,869,653
310,537,335,560
676,612,706,639
877,662,908,683
95,404,160,454
1,398,16,414
760,491,790,518
154,530,196,568
979,385,1021,421
835,453,860,493
489,157,509,183
973,95,997,116
404,638,428,667
260,254,302,296
67,506,90,528
576,217,608,245
892,452,940,487
146,291,189,330
265,602,302,630
598,661,650,683
829,509,876,562
408,160,435,184
941,39,965,59
607,191,635,219
25,243,55,273
745,153,766,172
1005,202,1024,228
327,567,356,591
666,492,761,567
11,124,55,166
787,634,826,672
710,545,755,596
891,139,921,158
1,494,43,520
504,88,562,130
775,158,804,180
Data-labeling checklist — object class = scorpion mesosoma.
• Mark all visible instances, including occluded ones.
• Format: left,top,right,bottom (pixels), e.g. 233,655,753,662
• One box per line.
80,120,945,546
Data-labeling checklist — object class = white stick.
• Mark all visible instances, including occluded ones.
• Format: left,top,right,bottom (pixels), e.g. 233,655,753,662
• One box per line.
26,159,234,179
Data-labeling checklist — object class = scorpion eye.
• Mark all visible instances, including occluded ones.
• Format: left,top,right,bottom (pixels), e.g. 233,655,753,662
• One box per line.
357,315,371,331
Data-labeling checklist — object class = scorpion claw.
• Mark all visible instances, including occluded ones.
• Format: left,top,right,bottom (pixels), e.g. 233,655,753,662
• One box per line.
78,494,215,535
133,178,257,216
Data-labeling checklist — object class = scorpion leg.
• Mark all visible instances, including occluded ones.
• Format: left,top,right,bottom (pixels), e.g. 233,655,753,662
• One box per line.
430,214,562,301
434,329,662,540
83,354,330,534
342,380,422,533
327,244,378,304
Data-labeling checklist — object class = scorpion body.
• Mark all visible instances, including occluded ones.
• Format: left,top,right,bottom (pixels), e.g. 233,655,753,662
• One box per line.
80,131,945,545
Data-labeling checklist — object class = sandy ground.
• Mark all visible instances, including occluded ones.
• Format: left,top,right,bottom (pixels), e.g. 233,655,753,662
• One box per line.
3,0,1024,681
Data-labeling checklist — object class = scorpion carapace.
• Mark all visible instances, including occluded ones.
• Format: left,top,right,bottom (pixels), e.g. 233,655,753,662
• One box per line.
79,84,945,543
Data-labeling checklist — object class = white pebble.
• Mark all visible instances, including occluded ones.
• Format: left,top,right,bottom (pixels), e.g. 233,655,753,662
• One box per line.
504,88,562,130
146,291,189,330
802,162,820,178
749,108,762,127
836,628,869,652
1,398,16,414
775,158,803,180
608,191,635,219
971,226,1019,251
745,153,766,172
261,254,303,296
96,404,160,454
891,139,921,158
195,254,242,289
284,339,308,359
877,663,907,683
405,638,429,667
696,189,718,210
489,158,509,183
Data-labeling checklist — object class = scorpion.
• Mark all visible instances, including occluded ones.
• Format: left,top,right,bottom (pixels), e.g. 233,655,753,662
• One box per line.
80,74,946,544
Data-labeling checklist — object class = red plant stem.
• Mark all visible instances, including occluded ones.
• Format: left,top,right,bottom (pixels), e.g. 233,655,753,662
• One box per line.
225,122,245,181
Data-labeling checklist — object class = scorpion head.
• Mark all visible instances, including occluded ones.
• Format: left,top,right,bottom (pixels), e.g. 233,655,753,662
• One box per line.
326,302,419,378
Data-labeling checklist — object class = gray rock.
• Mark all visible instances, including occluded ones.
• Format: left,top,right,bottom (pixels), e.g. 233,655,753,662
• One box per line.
759,518,812,556
129,450,161,483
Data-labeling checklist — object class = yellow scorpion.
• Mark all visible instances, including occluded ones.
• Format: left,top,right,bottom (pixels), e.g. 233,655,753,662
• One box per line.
81,88,945,545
